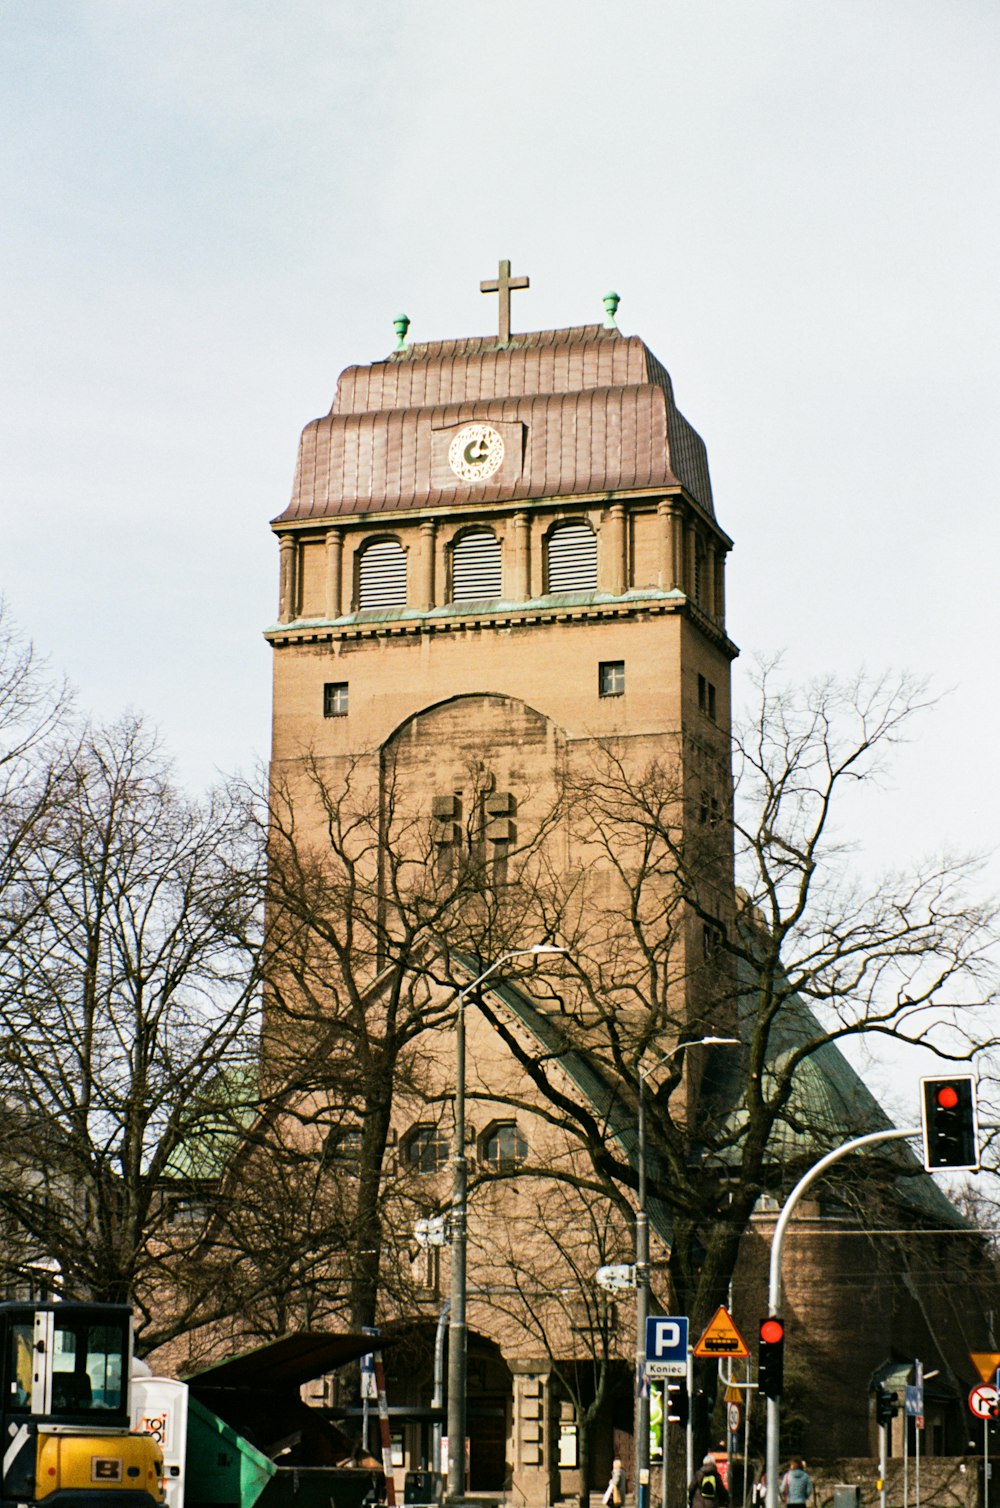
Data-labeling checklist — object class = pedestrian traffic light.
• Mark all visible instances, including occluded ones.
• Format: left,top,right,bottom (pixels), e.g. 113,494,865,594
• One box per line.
920,1075,979,1171
758,1316,784,1400
875,1384,900,1427
666,1380,689,1427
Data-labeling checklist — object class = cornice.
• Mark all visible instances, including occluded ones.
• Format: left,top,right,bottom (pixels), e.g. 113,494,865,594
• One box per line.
264,590,740,660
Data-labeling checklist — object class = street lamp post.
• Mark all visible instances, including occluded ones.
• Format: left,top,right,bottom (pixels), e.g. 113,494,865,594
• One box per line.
634,1037,740,1508
445,945,565,1504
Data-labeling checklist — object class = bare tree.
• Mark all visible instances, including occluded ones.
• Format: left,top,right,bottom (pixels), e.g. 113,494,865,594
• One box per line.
254,746,568,1334
470,667,999,1341
0,714,263,1351
0,601,72,953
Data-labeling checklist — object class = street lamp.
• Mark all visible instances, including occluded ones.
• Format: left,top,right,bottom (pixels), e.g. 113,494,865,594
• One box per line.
445,944,565,1504
634,1036,740,1508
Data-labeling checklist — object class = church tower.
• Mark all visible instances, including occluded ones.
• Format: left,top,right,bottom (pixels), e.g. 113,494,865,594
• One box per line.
263,268,739,1498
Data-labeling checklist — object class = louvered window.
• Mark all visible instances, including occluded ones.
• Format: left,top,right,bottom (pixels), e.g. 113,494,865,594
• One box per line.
452,530,501,602
546,521,597,594
357,538,406,610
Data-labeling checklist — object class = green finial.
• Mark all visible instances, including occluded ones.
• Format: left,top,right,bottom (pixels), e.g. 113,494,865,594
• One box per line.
603,291,621,329
393,313,411,352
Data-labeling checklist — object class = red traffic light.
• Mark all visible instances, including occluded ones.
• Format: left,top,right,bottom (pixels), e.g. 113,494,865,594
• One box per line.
920,1075,979,1171
760,1318,784,1345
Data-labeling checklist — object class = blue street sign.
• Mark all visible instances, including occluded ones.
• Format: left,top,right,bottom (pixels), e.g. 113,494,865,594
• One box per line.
645,1316,689,1377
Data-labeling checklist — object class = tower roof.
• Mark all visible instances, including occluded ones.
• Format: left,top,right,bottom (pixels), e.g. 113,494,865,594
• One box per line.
274,324,715,526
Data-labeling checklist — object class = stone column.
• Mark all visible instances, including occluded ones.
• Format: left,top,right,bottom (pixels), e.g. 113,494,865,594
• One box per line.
278,534,297,623
511,511,531,600
659,499,683,591
418,520,437,610
686,522,699,604
324,528,344,621
605,503,627,596
705,541,718,618
512,1368,552,1505
716,549,727,626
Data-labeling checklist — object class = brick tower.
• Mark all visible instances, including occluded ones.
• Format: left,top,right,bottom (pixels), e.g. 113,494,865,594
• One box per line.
263,271,738,1499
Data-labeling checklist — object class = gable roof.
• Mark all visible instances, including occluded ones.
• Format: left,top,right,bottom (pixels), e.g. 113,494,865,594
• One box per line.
479,965,968,1241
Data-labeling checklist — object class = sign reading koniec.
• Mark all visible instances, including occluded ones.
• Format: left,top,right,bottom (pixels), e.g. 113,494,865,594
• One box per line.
645,1316,689,1377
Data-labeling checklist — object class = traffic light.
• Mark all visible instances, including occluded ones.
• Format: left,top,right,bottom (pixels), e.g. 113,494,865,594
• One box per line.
758,1316,784,1400
666,1380,689,1427
875,1384,900,1427
691,1388,713,1434
920,1075,979,1171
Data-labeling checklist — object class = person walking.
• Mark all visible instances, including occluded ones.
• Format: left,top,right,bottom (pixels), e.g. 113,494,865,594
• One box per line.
689,1454,730,1508
603,1459,627,1507
780,1458,813,1507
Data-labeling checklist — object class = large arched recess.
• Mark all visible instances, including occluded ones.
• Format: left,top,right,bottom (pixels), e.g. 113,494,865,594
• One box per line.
379,693,569,835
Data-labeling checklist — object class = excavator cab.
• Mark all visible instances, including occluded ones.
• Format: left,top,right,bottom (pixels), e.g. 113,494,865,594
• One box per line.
0,1302,164,1508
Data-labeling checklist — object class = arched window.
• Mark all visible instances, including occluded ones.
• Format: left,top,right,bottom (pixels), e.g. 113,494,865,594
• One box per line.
481,1121,528,1171
405,1124,449,1174
357,538,406,610
452,529,502,602
546,520,597,594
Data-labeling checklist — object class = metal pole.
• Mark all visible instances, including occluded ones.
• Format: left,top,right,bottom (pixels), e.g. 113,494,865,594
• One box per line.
432,1300,450,1483
446,984,469,1503
445,946,564,1505
878,1422,887,1508
903,1406,908,1508
985,1416,989,1508
742,1362,752,1508
661,1396,669,1508
635,1069,650,1508
686,1347,694,1493
764,1126,920,1508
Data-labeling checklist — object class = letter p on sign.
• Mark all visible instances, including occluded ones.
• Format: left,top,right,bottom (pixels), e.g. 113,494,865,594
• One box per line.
653,1321,681,1355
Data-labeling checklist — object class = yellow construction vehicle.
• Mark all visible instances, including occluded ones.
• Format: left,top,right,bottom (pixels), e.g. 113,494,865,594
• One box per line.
1,1301,164,1508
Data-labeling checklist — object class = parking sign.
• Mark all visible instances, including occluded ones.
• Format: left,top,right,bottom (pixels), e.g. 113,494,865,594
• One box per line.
645,1316,689,1377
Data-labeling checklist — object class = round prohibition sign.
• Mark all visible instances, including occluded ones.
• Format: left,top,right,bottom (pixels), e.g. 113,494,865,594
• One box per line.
969,1384,999,1420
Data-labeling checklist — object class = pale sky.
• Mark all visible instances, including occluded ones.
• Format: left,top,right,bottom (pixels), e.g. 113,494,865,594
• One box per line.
3,2,998,1113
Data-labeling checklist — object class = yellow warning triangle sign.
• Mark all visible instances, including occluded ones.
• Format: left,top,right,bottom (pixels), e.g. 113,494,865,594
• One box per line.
970,1352,1000,1384
694,1305,750,1359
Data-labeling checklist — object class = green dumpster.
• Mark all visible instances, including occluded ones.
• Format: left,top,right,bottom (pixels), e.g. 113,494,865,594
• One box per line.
186,1394,277,1508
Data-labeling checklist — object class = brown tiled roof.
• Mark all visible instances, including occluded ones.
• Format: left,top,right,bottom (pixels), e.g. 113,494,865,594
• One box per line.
275,325,714,525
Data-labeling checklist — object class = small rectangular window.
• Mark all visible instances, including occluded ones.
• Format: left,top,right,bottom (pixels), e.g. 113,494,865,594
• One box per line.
323,682,349,717
697,674,717,721
599,661,625,697
703,920,725,959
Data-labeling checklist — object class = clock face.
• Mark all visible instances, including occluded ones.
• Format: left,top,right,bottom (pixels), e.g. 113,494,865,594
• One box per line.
448,423,505,483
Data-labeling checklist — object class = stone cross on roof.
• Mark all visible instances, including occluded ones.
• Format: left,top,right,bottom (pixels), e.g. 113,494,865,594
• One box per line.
480,258,529,344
